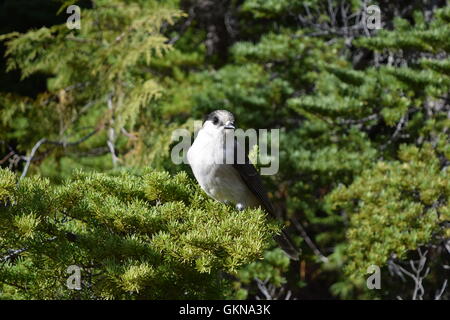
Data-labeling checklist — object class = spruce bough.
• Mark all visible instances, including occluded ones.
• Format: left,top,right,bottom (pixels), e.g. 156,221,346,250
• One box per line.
0,168,277,299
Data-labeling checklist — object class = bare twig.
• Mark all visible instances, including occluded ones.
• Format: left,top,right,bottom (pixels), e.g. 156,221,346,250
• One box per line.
0,247,28,263
255,278,293,300
380,111,410,150
291,218,329,263
0,236,57,264
435,279,447,300
20,138,47,180
390,248,431,300
0,151,14,165
19,129,99,180
106,94,119,167
255,278,272,300
297,1,378,41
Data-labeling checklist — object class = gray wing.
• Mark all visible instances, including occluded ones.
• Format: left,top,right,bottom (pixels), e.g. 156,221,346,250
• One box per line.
232,137,300,260
231,138,276,218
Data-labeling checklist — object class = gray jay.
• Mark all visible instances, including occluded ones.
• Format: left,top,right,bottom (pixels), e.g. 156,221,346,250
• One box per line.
187,110,299,260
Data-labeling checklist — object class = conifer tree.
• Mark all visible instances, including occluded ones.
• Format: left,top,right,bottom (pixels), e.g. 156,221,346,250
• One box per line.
1,0,449,300
0,168,275,299
0,0,184,180
146,0,449,299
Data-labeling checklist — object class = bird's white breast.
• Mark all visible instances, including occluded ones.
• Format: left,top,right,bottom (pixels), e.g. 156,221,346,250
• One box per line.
187,129,259,208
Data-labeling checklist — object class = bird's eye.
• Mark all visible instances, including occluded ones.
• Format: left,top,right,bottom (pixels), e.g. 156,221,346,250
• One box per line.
213,116,219,125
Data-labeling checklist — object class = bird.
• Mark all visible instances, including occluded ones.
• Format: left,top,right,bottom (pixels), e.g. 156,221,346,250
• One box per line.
187,109,299,260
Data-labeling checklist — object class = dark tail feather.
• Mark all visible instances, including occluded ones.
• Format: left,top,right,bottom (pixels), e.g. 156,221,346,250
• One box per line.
273,229,300,261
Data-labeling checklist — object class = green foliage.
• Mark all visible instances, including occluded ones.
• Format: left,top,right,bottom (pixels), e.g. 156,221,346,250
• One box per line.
1,0,449,300
233,249,290,299
0,0,185,180
0,168,275,299
329,144,448,278
148,0,449,299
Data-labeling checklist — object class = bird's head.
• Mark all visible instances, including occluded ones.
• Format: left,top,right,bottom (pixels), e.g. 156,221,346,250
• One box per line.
202,110,236,136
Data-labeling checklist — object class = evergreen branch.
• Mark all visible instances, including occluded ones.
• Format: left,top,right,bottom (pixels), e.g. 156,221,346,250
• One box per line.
0,279,27,291
167,8,195,45
337,114,380,125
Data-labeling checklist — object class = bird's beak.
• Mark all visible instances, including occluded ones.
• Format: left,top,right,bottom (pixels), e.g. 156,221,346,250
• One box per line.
224,121,235,130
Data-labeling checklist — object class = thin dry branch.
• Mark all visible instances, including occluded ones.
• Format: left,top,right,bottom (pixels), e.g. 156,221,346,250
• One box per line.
19,129,99,180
